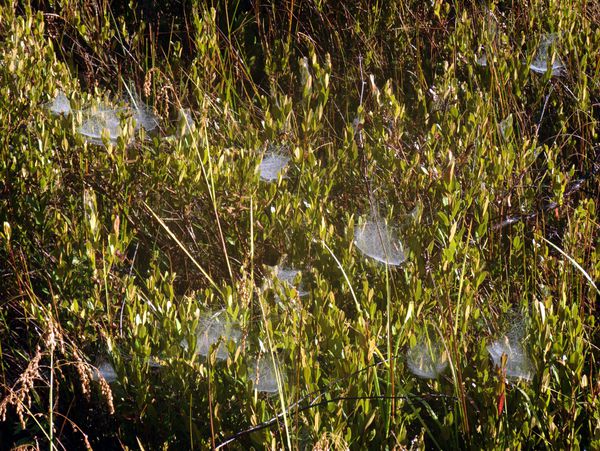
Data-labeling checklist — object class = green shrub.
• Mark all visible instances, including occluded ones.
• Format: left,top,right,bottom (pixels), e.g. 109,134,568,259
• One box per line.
0,1,598,449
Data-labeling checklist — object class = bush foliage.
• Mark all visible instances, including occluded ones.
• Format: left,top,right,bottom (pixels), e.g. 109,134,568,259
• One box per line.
1,0,599,449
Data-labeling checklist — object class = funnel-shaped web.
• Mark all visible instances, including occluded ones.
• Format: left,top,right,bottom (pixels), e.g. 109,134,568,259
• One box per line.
530,33,564,76
248,355,281,394
406,334,448,379
180,310,241,361
78,105,123,144
47,91,71,115
92,360,117,383
354,219,405,266
124,85,159,132
487,319,533,381
259,152,290,181
487,336,533,381
275,267,309,297
132,105,158,132
78,99,158,145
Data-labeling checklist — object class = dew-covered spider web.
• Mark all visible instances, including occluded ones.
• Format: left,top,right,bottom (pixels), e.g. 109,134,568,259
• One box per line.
259,150,290,181
406,330,448,379
180,310,241,361
47,91,71,115
78,90,158,145
354,217,405,266
78,104,124,145
123,82,159,133
131,104,158,132
248,354,282,394
92,360,117,383
275,267,309,297
530,33,564,76
487,319,534,382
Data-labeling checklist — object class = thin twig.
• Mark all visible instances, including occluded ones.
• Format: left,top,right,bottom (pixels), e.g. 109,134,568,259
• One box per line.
541,236,599,294
215,393,455,449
